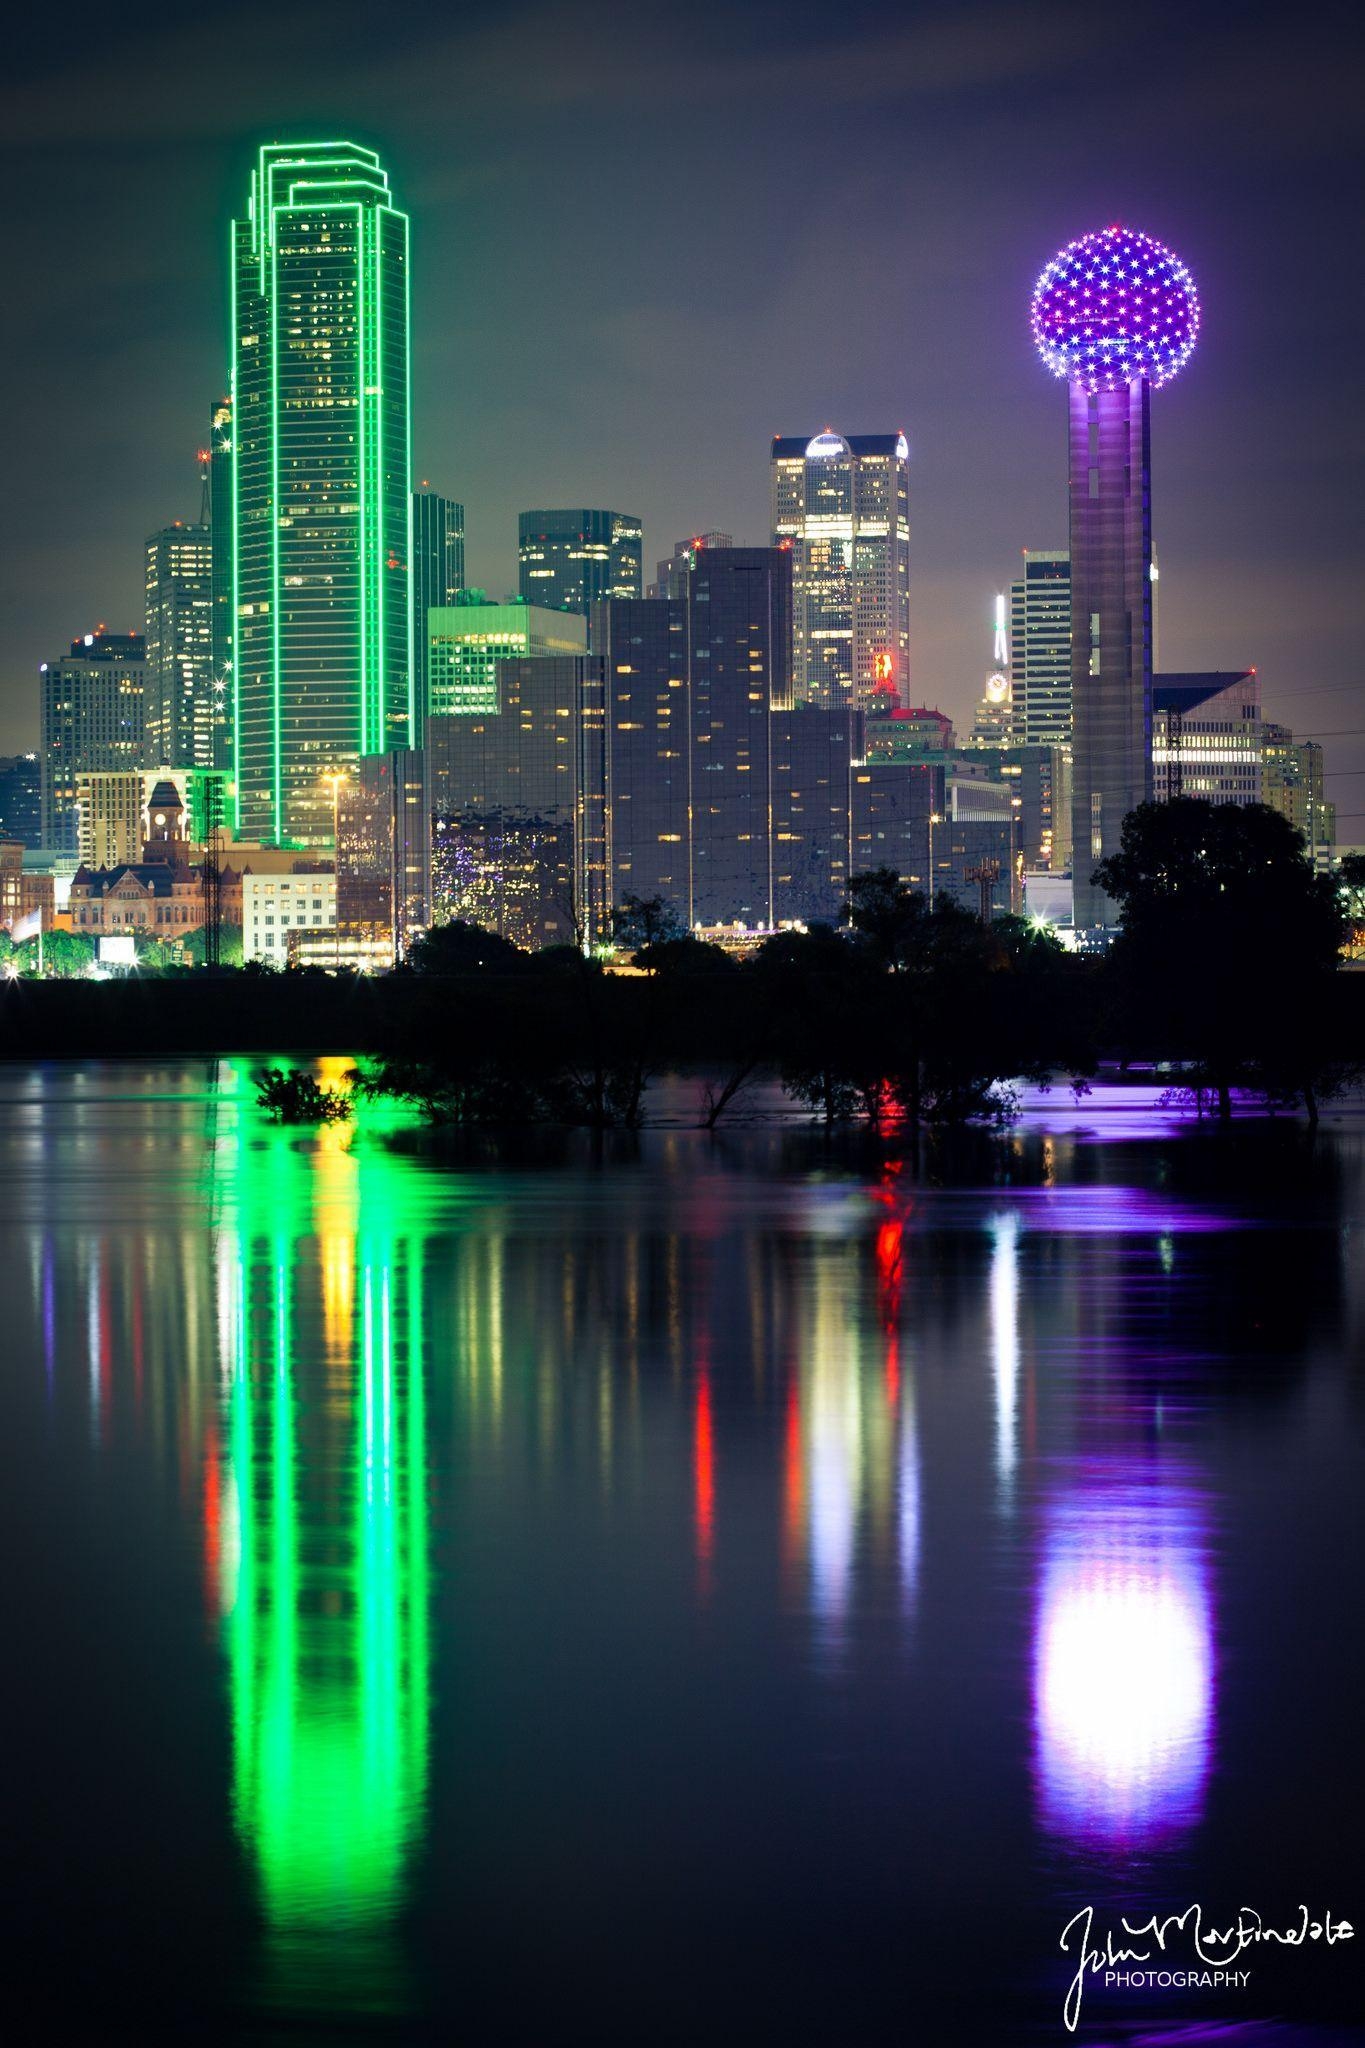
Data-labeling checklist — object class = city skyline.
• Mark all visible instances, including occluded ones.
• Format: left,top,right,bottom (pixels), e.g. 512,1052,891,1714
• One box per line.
3,0,1362,832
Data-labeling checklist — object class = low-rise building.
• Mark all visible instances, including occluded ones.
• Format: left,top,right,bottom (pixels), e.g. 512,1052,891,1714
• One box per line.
242,867,336,965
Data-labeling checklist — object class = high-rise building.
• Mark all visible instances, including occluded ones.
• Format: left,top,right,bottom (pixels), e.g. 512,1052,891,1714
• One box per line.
230,143,411,847
426,658,609,949
771,706,861,926
1262,722,1336,871
427,602,587,718
517,510,642,620
336,749,429,959
770,431,910,710
411,490,465,737
1032,227,1199,928
75,771,146,869
648,533,734,601
208,397,234,771
40,632,148,853
687,546,793,928
1009,552,1071,746
145,521,214,768
0,754,42,847
1153,672,1261,808
591,596,692,914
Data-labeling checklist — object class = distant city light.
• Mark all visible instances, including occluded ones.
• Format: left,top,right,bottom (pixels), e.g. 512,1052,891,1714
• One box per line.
1032,225,1199,393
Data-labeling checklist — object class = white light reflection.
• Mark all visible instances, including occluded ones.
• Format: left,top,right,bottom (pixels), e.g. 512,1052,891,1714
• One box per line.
1034,1464,1213,1845
989,1214,1020,1498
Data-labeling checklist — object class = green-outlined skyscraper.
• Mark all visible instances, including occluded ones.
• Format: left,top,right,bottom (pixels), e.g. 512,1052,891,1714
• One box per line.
231,143,412,846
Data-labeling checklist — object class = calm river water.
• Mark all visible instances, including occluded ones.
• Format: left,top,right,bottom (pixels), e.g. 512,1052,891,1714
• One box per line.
2,1061,1363,2046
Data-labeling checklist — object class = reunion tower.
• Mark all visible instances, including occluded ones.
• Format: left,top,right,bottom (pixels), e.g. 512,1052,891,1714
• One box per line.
1032,225,1200,928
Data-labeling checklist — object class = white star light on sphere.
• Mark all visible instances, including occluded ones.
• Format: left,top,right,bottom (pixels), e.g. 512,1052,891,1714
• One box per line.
1032,225,1199,393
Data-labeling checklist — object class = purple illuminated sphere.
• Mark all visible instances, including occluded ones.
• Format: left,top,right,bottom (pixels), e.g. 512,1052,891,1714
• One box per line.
1032,225,1199,393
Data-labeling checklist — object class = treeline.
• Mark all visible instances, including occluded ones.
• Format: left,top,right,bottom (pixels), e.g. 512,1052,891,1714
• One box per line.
1,803,1359,1127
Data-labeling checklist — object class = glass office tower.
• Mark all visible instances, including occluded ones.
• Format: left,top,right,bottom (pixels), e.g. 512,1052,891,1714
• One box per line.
1009,551,1071,746
517,511,643,619
145,522,215,768
411,489,464,738
770,432,910,710
231,143,411,846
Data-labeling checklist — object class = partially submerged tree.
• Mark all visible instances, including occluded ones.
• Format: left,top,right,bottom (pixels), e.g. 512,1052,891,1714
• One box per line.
1095,798,1348,1120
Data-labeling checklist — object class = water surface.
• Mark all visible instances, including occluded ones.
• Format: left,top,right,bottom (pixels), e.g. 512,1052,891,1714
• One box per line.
2,1062,1363,2044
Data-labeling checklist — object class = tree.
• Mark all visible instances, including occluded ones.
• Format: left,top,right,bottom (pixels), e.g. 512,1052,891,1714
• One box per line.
1095,799,1347,1120
406,919,525,974
611,894,686,959
19,930,96,979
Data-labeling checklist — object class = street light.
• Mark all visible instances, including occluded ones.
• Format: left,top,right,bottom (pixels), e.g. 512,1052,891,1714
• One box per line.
928,810,942,907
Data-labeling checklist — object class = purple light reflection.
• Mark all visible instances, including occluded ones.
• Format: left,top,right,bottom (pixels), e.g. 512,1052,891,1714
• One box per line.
1034,1459,1214,1847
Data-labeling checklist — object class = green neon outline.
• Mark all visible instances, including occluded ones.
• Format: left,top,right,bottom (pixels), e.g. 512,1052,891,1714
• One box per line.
238,145,408,842
404,210,414,744
357,202,369,759
270,231,282,842
229,224,242,836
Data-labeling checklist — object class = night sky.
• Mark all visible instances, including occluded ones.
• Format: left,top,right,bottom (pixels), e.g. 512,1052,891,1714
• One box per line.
4,0,1363,827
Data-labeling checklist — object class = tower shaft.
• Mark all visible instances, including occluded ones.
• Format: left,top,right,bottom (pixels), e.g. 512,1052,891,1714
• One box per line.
1068,377,1152,928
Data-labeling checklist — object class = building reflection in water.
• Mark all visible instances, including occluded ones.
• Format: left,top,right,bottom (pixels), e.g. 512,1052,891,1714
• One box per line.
214,1123,431,2020
1033,1456,1213,1846
989,1213,1020,1501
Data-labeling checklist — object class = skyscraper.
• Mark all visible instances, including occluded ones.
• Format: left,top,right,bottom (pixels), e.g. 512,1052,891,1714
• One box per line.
145,521,214,768
1009,552,1071,745
687,546,793,927
208,396,234,771
1153,672,1261,808
40,632,148,852
0,754,42,847
648,533,734,600
231,143,411,847
426,602,587,718
1262,721,1336,871
336,749,429,959
426,658,609,948
770,432,910,709
592,596,691,914
1032,226,1199,928
411,489,465,736
517,510,643,618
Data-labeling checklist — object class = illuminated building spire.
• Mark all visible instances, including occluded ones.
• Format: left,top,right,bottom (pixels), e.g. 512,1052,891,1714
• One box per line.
1032,225,1199,929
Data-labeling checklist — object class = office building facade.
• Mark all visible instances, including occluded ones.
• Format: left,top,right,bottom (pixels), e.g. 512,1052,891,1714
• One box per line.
426,658,609,950
145,522,214,768
208,396,234,770
688,546,793,928
518,510,643,619
770,431,910,709
231,143,411,847
0,754,42,847
648,533,734,601
592,597,691,914
427,602,587,718
336,749,429,958
40,632,148,853
242,867,337,964
1009,551,1071,746
411,490,465,737
1152,671,1261,807
1262,722,1336,870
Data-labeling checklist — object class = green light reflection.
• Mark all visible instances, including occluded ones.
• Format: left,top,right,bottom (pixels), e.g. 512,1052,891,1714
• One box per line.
217,1125,430,2019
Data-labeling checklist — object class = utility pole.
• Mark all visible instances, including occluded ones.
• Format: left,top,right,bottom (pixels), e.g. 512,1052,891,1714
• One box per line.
965,857,1001,923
